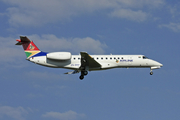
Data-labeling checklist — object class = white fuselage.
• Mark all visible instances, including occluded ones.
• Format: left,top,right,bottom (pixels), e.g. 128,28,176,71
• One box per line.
29,54,163,71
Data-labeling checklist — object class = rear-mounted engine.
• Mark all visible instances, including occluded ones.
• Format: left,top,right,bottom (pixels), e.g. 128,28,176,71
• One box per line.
47,52,72,60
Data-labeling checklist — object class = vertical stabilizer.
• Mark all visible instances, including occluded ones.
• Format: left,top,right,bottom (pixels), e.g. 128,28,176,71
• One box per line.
16,36,41,59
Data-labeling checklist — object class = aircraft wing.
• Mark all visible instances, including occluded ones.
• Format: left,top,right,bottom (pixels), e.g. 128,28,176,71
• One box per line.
80,52,101,70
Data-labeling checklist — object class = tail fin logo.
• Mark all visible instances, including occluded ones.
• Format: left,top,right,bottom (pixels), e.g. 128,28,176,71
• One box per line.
29,43,35,50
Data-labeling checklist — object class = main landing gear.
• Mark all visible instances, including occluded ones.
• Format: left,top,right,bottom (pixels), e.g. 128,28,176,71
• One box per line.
79,71,88,80
79,75,84,80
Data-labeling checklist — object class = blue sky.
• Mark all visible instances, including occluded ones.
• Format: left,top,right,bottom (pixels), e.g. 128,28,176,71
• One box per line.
0,0,180,120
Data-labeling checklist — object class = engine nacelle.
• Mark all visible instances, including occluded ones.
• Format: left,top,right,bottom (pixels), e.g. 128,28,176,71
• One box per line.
47,52,72,61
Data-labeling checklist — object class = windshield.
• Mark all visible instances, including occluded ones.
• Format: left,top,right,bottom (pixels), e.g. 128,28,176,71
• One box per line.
143,56,148,59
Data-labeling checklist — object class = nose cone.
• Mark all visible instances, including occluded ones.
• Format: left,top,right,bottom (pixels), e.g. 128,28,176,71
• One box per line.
150,59,163,67
156,61,163,67
155,62,163,67
160,63,163,67
155,61,163,67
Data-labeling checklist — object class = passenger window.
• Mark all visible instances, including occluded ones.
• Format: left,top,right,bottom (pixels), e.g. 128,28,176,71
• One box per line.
101,58,103,60
121,57,123,59
114,57,116,59
110,57,112,60
106,57,108,60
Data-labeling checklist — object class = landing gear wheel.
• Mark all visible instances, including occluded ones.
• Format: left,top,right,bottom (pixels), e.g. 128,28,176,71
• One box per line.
150,71,153,75
79,75,84,80
83,71,88,76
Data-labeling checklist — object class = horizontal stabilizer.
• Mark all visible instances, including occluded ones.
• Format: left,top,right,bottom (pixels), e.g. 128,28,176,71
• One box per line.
64,70,79,74
15,42,22,45
20,36,31,42
15,36,31,45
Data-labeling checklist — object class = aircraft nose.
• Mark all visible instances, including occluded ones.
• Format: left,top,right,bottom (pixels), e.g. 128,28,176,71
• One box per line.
160,63,163,67
150,60,163,67
156,61,163,67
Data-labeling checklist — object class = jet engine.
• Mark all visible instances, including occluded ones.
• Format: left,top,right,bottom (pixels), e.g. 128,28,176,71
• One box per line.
47,52,72,60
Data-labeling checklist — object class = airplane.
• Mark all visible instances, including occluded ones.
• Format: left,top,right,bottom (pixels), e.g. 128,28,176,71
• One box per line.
16,36,163,80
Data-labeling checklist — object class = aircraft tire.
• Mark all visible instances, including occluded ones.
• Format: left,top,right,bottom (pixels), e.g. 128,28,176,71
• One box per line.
79,75,84,80
150,71,153,75
83,71,88,76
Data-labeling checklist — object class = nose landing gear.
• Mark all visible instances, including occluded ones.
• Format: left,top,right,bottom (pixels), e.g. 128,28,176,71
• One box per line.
150,70,153,75
150,71,153,75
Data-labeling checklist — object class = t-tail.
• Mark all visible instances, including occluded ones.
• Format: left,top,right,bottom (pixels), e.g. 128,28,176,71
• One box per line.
16,36,42,59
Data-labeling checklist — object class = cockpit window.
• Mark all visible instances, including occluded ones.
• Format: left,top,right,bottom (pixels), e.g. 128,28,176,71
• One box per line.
143,56,148,59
